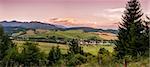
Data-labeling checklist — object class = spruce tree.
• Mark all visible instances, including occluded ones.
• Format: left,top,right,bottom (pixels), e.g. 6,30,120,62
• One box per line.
66,39,87,66
144,16,150,34
0,25,14,61
0,24,16,66
143,16,150,56
68,39,83,54
115,0,147,66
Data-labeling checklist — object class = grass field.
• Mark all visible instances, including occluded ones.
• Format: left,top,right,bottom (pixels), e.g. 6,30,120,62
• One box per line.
13,40,115,56
13,40,149,67
14,30,103,40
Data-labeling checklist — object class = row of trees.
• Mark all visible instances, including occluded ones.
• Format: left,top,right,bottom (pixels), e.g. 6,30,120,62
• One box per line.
0,29,94,66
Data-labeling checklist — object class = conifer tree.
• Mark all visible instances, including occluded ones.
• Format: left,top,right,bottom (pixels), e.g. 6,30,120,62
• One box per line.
2,46,19,66
115,0,147,66
143,16,150,56
47,46,61,65
0,25,14,61
0,24,16,66
144,16,150,34
0,25,4,36
21,42,44,66
68,39,83,54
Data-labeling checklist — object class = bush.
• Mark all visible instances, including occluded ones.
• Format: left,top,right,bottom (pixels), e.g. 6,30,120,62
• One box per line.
47,46,62,66
65,54,87,66
20,42,46,66
97,48,112,65
68,39,84,55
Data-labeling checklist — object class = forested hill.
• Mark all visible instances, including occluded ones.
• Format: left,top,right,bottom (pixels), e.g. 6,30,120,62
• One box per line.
0,21,65,30
65,27,118,34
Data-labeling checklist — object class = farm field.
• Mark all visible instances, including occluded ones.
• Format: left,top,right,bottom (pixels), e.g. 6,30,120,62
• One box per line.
13,30,102,40
13,40,115,56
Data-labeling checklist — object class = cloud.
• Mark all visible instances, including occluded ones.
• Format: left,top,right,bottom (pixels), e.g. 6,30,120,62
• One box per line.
49,17,100,28
50,18,79,26
93,7,124,22
50,17,117,28
104,8,125,13
48,8,125,28
93,12,122,22
51,18,76,23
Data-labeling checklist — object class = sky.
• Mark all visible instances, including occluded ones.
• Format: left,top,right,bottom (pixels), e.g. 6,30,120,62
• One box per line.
0,0,149,29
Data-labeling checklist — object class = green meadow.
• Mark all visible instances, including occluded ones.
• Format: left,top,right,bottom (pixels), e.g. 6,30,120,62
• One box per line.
14,30,102,41
13,40,114,56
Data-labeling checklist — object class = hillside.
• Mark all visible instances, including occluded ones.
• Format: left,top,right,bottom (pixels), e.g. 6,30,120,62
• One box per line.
66,27,118,34
11,29,118,45
95,32,117,40
12,29,102,40
0,20,118,34
0,21,65,33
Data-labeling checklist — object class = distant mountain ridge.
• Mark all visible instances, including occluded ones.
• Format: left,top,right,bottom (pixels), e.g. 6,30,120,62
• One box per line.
0,20,118,34
0,21,65,29
65,27,118,34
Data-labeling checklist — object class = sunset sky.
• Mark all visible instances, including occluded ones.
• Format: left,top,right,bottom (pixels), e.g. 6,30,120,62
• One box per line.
0,0,149,29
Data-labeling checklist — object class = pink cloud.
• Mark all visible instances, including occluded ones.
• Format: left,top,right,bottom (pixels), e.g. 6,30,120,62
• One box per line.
49,17,118,29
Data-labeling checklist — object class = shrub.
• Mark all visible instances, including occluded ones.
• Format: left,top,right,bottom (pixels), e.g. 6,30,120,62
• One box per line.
97,48,112,65
65,54,87,66
47,46,62,66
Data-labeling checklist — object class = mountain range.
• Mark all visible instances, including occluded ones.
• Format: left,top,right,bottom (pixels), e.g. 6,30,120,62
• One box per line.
0,20,118,34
